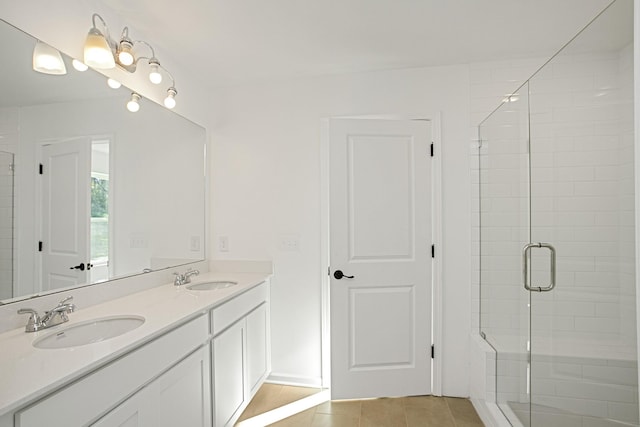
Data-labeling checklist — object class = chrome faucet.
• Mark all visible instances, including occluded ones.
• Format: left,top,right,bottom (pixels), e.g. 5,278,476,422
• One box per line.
173,269,199,286
17,296,76,332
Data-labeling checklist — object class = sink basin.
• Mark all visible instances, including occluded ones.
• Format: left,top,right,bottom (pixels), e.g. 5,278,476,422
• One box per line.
186,281,238,291
33,315,145,349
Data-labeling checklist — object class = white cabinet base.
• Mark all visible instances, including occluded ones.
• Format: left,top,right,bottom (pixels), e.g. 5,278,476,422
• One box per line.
212,282,271,427
94,345,212,427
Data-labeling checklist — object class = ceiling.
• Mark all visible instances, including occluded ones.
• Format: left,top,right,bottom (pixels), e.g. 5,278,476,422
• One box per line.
99,0,625,89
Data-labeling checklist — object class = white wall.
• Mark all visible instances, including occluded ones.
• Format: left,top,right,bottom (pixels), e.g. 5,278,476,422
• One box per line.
210,65,472,395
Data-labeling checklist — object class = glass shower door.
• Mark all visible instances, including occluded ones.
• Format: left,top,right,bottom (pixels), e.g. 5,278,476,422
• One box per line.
527,1,637,425
479,83,532,425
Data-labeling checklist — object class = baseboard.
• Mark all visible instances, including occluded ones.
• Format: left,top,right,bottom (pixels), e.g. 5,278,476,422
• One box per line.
266,373,323,388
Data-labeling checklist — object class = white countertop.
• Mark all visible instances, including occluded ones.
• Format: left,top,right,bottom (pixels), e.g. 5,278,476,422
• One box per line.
0,271,270,416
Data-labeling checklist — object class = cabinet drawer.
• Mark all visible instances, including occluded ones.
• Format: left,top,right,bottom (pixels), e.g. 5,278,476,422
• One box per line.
212,282,268,336
16,314,209,427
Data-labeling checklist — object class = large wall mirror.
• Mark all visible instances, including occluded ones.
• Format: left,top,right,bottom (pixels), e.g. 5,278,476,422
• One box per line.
0,19,206,304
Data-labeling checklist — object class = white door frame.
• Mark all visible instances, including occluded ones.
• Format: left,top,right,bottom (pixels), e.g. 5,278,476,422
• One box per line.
319,112,443,396
89,135,116,281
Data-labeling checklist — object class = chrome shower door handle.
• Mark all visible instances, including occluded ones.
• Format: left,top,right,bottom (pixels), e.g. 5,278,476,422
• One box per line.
523,242,556,292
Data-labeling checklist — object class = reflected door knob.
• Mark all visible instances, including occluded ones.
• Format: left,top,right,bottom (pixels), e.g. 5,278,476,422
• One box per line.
333,270,354,280
69,263,85,271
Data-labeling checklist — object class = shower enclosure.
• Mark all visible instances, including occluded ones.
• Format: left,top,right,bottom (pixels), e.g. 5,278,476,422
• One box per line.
478,1,638,425
0,151,14,301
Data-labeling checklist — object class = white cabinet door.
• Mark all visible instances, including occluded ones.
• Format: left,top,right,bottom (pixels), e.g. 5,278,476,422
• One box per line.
150,345,212,427
213,320,245,427
246,303,268,395
93,346,211,427
91,392,146,427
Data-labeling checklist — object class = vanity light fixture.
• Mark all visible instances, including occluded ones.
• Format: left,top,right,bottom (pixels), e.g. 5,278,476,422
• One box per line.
84,14,115,69
83,13,179,109
127,93,141,112
116,28,135,66
71,59,89,72
164,87,177,109
32,41,67,75
148,59,162,84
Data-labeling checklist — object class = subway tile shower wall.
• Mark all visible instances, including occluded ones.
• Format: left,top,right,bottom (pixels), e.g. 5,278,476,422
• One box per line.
0,108,18,301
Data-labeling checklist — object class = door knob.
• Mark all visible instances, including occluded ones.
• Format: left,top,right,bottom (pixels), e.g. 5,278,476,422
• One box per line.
333,270,354,280
70,263,85,271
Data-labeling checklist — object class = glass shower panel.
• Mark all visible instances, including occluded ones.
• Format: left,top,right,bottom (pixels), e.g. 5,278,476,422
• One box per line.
479,83,531,425
0,151,14,300
528,0,637,425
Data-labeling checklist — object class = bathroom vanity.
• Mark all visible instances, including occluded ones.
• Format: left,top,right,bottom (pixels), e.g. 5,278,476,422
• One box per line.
0,271,271,427
0,12,271,427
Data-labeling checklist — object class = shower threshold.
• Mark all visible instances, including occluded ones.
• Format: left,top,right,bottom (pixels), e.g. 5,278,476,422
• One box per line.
506,401,638,427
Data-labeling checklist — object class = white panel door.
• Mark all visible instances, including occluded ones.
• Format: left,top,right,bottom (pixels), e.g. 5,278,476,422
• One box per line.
329,118,432,400
41,137,91,290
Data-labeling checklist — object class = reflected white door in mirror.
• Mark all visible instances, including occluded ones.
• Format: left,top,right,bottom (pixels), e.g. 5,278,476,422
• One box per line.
40,137,92,291
38,136,113,292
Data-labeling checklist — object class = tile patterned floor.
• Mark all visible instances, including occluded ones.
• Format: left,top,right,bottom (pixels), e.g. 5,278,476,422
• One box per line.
236,384,485,426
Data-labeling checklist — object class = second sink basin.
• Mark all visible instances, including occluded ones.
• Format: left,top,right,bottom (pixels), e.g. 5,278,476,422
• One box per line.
33,315,145,350
186,281,238,291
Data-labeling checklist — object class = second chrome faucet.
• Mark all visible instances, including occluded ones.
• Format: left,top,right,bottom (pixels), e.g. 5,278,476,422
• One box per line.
173,269,199,286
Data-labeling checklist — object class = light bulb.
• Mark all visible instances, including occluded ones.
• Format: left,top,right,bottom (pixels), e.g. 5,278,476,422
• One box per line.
149,60,162,84
164,88,177,109
33,41,67,75
72,59,88,72
118,51,134,66
84,28,115,69
117,40,134,66
107,78,121,89
127,93,141,112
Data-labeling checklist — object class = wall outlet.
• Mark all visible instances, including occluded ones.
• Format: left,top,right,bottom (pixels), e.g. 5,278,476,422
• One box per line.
190,236,200,252
278,234,300,252
129,232,148,248
219,236,229,252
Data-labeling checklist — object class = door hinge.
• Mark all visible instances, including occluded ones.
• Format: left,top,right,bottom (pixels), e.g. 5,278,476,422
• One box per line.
38,163,43,175
431,344,435,359
328,266,330,276
431,244,435,258
38,241,43,252
430,143,434,157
